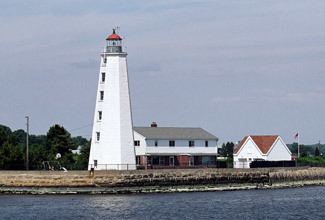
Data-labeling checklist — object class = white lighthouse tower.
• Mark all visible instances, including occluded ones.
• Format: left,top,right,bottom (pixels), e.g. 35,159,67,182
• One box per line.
88,29,136,170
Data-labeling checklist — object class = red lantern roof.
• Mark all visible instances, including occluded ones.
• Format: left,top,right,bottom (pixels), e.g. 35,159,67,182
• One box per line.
106,29,122,41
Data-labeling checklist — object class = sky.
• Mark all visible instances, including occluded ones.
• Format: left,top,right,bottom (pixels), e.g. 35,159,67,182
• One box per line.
0,0,324,144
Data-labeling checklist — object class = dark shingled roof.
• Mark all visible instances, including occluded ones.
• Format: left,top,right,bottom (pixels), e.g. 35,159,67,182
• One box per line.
134,127,218,140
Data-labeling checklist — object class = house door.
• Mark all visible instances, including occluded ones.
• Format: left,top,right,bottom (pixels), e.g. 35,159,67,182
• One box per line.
238,158,248,168
169,156,175,167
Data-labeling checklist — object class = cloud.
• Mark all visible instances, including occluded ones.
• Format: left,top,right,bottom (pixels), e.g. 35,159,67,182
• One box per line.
0,0,325,144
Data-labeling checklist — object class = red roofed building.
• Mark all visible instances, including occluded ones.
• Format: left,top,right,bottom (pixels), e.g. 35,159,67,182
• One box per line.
233,135,292,168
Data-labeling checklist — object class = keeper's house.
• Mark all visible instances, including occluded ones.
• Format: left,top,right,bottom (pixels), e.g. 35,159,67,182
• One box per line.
134,123,219,168
233,135,292,168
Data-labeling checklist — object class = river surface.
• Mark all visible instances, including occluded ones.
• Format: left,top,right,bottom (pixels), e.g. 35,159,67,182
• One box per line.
0,186,324,220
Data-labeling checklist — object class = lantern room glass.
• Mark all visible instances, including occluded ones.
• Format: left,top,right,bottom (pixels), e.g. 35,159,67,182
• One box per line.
107,39,121,47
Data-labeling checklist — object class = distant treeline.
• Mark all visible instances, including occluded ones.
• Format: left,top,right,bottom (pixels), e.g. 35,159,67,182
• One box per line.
0,124,90,170
1,123,324,170
287,143,325,157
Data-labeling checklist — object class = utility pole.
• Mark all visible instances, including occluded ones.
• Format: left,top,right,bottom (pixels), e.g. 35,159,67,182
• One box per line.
297,132,300,158
25,116,29,170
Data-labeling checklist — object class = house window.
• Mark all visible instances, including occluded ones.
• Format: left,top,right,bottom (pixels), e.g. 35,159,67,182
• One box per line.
205,140,209,147
152,156,159,165
189,140,195,147
147,156,152,165
169,140,175,147
96,132,100,141
101,72,106,83
100,91,104,101
134,140,140,146
154,140,158,147
159,156,166,165
98,111,102,121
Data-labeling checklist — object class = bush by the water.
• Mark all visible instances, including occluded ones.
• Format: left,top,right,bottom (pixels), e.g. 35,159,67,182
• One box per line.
298,156,325,167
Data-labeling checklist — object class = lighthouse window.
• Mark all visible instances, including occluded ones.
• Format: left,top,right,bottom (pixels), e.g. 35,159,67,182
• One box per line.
100,91,104,101
96,132,100,141
98,111,102,120
103,57,107,63
134,140,140,146
101,72,106,83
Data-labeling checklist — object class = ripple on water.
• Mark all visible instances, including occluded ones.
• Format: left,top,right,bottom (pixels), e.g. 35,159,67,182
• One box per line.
0,186,324,220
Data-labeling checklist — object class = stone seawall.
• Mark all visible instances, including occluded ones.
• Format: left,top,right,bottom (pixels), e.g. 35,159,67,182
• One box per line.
1,167,325,194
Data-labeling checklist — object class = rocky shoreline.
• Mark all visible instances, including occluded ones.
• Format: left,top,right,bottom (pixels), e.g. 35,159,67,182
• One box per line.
1,180,325,195
1,167,325,195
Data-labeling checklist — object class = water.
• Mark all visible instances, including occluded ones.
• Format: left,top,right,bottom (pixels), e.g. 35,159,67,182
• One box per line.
0,186,324,220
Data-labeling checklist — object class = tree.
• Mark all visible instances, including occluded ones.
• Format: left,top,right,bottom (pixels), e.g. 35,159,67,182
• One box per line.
11,129,26,146
289,142,298,154
46,124,75,157
315,146,321,157
46,124,77,169
71,136,89,149
29,144,49,169
301,152,307,157
0,125,25,169
29,134,47,148
75,141,91,169
0,124,12,147
220,142,235,158
0,142,24,170
0,123,91,170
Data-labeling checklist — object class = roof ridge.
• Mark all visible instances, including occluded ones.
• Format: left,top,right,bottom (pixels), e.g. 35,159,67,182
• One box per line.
234,135,279,155
134,126,202,129
249,135,279,137
250,135,279,154
133,127,217,140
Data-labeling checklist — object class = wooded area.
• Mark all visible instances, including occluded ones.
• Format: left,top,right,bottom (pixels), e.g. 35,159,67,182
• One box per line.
0,124,90,170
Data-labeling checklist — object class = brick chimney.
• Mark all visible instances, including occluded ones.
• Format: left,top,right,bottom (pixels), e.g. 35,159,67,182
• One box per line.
151,122,157,127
